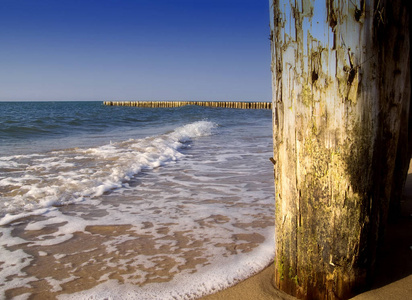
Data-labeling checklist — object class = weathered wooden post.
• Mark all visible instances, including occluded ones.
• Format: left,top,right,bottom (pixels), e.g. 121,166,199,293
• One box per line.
270,0,410,298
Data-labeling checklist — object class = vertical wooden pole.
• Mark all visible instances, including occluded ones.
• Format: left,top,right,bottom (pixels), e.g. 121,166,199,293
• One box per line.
270,0,410,298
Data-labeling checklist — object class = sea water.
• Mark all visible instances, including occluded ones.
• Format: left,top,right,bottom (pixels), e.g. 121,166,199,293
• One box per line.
0,101,275,299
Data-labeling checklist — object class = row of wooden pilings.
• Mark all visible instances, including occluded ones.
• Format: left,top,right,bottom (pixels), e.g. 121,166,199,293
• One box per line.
103,101,272,109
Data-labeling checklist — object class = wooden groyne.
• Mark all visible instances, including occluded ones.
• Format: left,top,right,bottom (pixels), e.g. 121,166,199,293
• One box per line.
103,101,271,109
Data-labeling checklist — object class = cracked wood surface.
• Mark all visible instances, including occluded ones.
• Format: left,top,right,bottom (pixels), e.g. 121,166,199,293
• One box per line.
270,0,410,298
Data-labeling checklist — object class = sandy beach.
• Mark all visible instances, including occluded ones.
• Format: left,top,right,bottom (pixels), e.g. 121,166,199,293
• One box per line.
202,160,412,300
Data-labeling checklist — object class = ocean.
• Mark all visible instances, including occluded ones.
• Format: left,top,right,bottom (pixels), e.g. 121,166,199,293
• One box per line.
0,101,275,299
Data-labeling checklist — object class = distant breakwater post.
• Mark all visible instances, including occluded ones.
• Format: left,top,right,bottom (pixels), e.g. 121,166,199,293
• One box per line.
103,101,272,110
270,0,410,299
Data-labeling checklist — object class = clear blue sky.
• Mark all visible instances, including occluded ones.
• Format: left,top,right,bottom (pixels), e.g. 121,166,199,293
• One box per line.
0,0,272,101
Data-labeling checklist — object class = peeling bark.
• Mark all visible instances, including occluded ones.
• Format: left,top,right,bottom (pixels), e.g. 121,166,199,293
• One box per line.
269,0,410,299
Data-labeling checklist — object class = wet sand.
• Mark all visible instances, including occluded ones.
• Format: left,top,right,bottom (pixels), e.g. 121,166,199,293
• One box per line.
202,161,412,300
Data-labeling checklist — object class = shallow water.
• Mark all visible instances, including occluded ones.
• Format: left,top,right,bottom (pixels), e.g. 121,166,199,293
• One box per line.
0,102,275,299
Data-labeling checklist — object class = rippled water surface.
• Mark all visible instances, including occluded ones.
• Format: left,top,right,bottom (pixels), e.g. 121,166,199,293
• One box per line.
0,101,275,299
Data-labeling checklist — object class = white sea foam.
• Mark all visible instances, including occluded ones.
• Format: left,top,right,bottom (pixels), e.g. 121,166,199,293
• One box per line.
0,208,55,226
0,116,275,299
58,236,275,300
0,121,217,220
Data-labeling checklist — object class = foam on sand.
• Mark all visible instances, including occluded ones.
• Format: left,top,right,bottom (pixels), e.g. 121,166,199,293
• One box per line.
58,237,275,300
0,119,275,299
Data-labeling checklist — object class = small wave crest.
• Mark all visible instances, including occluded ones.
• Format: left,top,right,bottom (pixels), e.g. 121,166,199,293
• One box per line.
0,121,217,221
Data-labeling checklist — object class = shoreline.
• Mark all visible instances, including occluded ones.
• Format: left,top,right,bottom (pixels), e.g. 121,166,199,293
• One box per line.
201,160,412,300
0,104,277,299
200,263,295,300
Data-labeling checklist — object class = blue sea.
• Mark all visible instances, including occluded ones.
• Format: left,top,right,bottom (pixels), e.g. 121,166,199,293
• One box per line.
0,101,275,299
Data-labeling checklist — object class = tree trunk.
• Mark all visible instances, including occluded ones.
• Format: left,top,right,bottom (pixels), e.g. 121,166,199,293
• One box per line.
269,0,410,299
